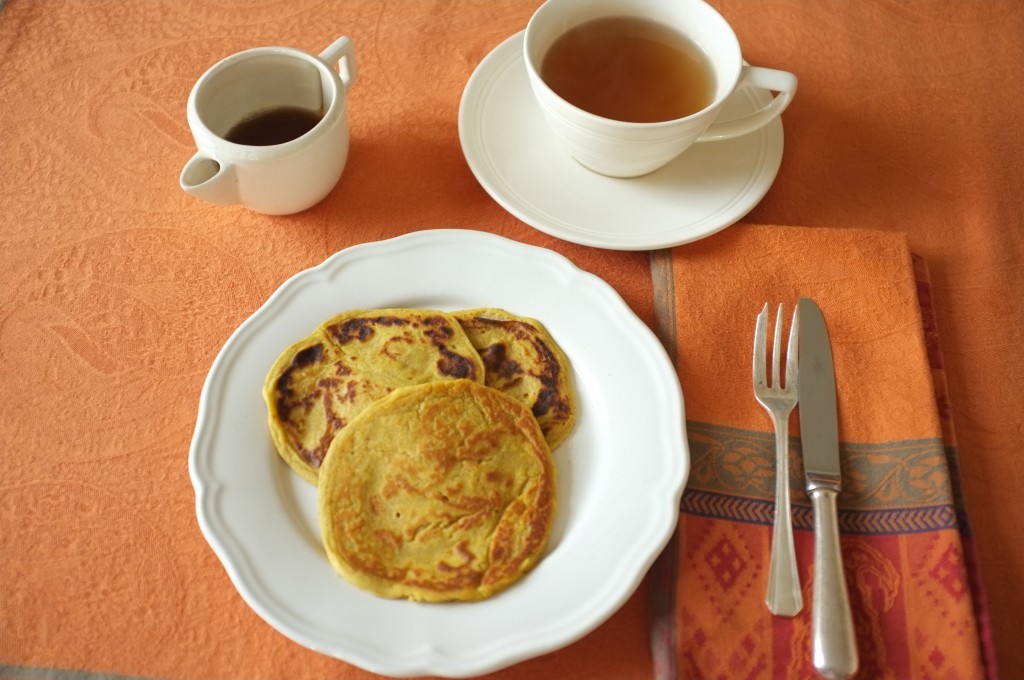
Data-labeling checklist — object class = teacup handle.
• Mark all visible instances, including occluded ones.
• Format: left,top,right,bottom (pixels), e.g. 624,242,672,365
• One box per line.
319,36,357,91
697,66,797,142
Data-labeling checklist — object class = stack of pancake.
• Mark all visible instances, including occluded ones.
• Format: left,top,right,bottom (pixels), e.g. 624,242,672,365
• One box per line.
263,307,575,602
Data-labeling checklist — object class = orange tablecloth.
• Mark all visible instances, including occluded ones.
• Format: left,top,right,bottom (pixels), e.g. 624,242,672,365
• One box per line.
1,1,1021,679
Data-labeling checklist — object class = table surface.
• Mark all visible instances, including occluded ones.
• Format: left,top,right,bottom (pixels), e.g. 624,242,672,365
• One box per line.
1,1,1021,678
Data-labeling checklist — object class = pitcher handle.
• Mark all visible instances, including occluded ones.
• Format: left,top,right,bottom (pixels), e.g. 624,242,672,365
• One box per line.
319,36,357,91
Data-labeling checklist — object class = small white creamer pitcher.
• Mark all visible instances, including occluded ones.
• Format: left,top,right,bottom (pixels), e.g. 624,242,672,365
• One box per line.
180,37,357,215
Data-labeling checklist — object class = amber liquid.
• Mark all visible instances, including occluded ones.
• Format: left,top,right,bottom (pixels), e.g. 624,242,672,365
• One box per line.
540,16,715,123
225,107,323,146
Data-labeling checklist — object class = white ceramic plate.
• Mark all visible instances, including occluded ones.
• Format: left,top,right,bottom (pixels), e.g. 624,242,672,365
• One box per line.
459,32,785,251
189,229,688,677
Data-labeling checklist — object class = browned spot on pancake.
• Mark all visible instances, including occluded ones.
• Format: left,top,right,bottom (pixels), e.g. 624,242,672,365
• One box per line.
290,374,356,468
344,380,360,403
382,334,414,358
478,342,523,381
328,315,408,344
421,315,455,341
273,343,328,422
526,335,570,420
293,343,324,366
434,540,476,570
374,528,403,551
296,385,351,467
427,540,482,587
437,347,477,379
476,319,569,419
407,315,479,379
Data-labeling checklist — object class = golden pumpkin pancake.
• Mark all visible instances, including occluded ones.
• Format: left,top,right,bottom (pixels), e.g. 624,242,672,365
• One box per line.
318,379,556,602
264,309,485,484
453,308,576,449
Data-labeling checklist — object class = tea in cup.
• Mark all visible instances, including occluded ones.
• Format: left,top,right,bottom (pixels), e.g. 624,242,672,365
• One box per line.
524,0,796,178
180,37,357,215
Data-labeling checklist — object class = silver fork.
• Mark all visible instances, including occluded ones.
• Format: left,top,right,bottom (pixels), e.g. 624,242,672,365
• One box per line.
753,303,803,616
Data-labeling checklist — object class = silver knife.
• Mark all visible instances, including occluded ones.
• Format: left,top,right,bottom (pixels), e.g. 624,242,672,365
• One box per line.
797,298,858,679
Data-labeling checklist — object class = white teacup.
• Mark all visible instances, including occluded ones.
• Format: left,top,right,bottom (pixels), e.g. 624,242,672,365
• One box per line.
524,0,796,178
180,37,357,215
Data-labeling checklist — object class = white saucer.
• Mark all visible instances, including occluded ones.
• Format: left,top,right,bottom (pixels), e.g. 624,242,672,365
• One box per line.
458,32,785,251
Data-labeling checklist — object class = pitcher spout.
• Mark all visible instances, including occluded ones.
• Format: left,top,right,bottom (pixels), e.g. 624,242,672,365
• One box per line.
180,153,239,206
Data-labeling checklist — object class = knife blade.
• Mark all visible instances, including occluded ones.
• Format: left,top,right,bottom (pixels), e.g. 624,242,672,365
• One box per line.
797,298,858,680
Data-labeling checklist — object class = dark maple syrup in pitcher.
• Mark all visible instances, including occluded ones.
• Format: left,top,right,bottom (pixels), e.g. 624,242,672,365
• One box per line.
225,107,323,146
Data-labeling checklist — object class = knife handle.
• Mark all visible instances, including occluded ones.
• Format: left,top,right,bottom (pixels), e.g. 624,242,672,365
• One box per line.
809,486,858,679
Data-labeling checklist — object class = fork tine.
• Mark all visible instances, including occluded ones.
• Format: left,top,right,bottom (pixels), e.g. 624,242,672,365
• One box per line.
786,303,799,389
772,304,783,389
753,303,768,386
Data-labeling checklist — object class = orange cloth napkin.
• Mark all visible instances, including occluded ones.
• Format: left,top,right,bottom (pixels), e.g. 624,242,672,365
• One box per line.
647,224,993,679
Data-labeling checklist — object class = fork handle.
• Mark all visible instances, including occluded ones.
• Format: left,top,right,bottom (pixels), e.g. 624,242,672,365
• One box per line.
766,415,803,616
809,487,858,679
